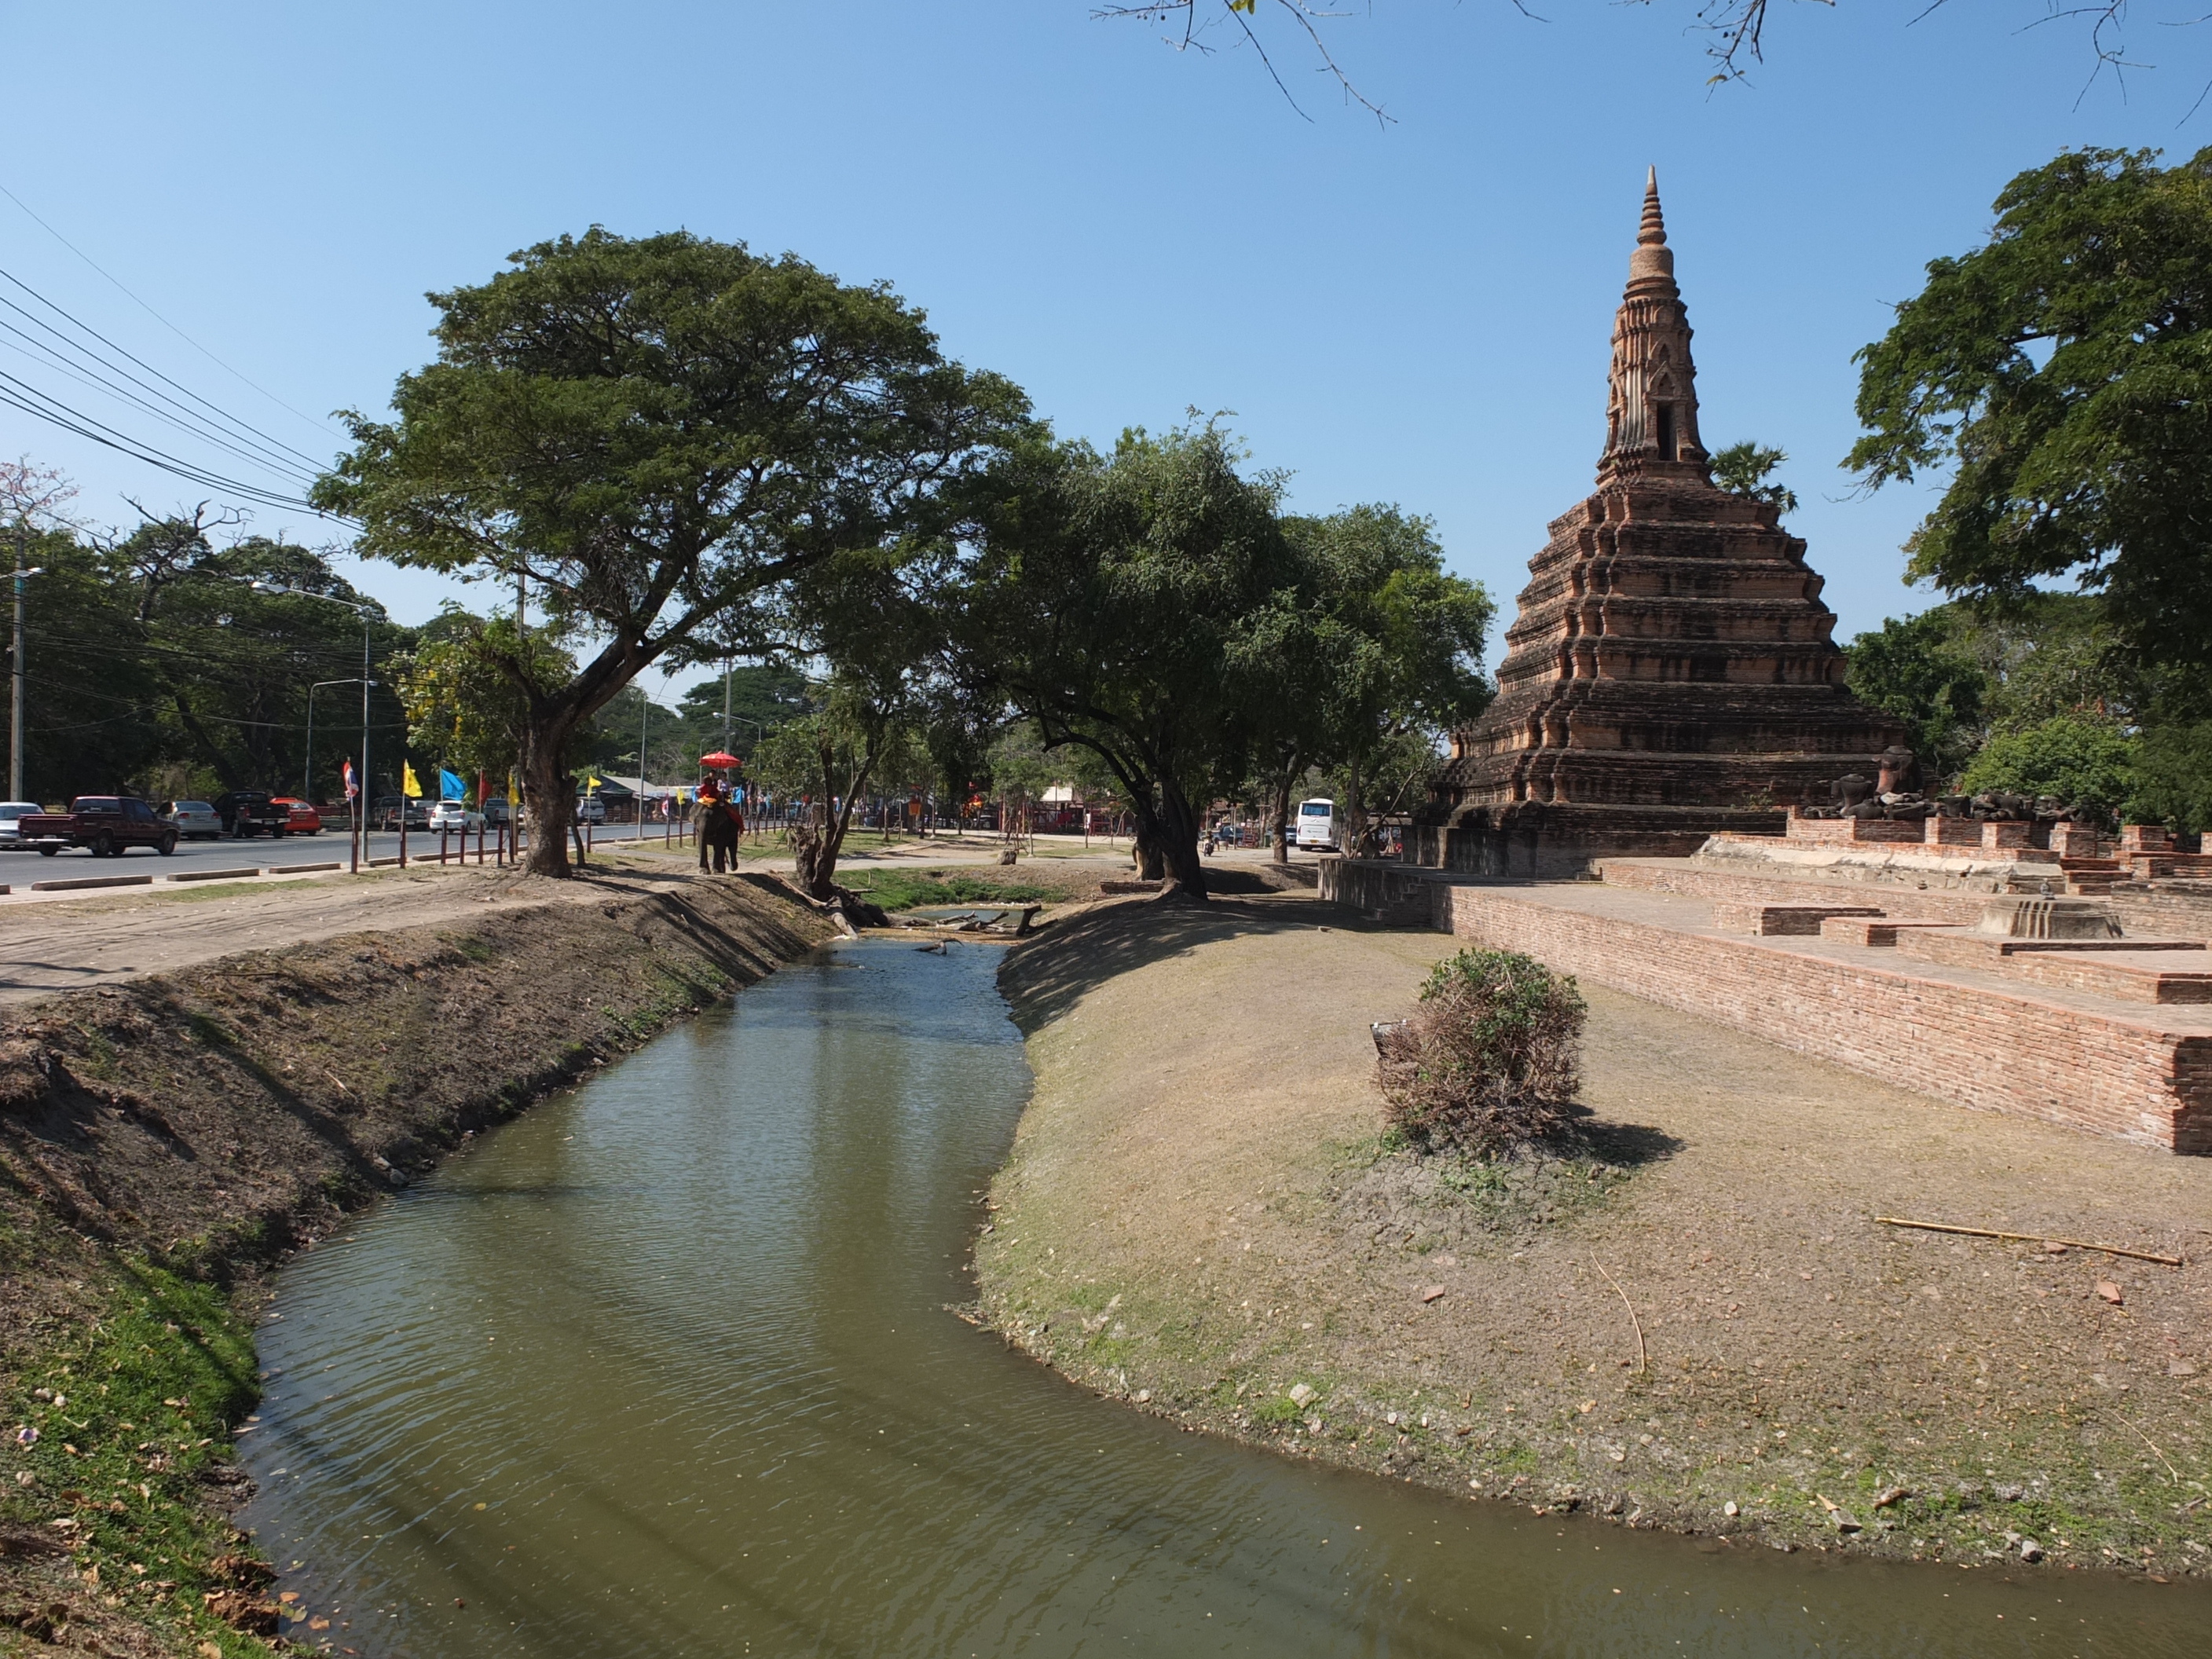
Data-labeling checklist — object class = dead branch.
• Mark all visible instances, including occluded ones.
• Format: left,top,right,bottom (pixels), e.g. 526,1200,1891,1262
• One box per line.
1872,1215,2183,1266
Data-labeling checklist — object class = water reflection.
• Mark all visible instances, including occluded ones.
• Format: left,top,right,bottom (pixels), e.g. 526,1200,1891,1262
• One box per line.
243,939,2206,1656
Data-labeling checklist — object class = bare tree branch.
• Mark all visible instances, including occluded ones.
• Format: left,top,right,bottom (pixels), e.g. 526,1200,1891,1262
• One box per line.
1093,0,1402,124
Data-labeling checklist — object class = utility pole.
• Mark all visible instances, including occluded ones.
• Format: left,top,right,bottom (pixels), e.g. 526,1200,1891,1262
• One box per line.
722,658,732,756
9,521,26,803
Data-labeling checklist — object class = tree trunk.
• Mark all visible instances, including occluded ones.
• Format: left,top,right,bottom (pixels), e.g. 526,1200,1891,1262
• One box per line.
797,734,880,900
1269,769,1295,865
1131,813,1165,881
520,727,577,878
1151,775,1209,899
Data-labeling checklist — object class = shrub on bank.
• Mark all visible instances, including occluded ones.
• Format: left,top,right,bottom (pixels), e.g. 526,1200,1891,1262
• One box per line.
1374,949,1585,1153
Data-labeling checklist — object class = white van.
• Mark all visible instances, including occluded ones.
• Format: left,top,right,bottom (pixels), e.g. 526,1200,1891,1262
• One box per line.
1294,797,1338,851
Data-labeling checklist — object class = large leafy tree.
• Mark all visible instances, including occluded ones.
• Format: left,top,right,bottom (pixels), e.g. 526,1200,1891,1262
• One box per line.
1848,147,2212,678
314,228,1030,876
1284,507,1492,857
958,426,1299,898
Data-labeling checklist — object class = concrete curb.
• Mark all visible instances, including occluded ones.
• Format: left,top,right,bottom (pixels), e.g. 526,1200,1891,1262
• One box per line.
30,873,154,892
163,867,263,884
266,862,344,876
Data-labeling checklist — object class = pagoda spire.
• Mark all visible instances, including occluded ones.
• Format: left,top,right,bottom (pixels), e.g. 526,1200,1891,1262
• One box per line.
1599,167,1708,483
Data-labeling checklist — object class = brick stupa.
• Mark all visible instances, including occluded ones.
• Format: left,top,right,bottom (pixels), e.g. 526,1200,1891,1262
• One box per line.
1415,171,1906,877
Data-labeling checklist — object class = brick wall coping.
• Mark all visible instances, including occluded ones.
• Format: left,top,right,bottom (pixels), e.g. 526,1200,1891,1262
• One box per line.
1697,833,2056,887
1437,880,2212,1151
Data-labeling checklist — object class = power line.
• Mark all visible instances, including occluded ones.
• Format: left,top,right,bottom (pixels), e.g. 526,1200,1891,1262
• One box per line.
0,264,328,476
0,177,339,442
0,370,331,515
0,316,321,488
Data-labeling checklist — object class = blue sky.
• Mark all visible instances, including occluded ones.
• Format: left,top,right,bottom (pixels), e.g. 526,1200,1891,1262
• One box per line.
2,2,2205,700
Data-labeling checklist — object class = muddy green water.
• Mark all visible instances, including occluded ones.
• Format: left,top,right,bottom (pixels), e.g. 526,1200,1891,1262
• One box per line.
242,939,2207,1656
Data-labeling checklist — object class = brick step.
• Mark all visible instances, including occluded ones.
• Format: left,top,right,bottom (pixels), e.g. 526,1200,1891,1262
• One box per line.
1996,950,2212,1006
1817,916,1958,947
1712,901,1883,936
1895,929,2207,971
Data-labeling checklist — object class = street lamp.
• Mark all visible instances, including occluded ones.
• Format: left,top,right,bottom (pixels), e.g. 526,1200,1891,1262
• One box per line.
244,580,376,873
9,552,45,803
306,679,372,801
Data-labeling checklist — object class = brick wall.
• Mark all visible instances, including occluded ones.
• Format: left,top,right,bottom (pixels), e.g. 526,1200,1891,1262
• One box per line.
1439,886,2212,1154
1598,858,1993,924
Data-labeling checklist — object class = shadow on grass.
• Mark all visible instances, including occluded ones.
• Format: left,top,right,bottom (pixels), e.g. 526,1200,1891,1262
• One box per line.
1545,1105,1685,1169
1001,891,1356,1035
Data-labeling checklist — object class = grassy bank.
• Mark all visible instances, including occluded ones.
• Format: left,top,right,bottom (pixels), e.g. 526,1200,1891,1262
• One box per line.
975,895,2212,1583
0,871,832,1654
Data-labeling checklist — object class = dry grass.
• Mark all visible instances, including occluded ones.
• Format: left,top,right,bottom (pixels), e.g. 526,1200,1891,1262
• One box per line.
980,893,2212,1576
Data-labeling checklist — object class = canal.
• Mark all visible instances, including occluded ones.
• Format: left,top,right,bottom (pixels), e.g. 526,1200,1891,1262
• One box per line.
240,939,2207,1655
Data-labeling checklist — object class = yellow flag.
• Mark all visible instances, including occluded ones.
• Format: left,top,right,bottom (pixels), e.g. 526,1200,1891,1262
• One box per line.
586,775,602,790
402,762,423,799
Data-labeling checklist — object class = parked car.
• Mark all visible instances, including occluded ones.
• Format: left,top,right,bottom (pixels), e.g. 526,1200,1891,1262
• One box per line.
0,801,46,850
427,801,485,832
16,796,178,858
575,796,607,824
157,800,223,840
211,790,291,838
371,795,432,830
482,797,511,826
273,797,323,834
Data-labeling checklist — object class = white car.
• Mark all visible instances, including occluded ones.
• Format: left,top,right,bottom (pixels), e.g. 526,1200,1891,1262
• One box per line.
427,801,485,832
159,800,224,840
0,801,45,849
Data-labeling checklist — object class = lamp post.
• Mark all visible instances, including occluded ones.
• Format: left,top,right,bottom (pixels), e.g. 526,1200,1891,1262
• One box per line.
9,524,45,802
245,580,376,873
306,679,371,804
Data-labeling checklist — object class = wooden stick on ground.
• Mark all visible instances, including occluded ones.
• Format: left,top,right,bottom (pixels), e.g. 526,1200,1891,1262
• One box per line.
1592,1258,1646,1375
2113,1413,2181,1485
1873,1216,2183,1267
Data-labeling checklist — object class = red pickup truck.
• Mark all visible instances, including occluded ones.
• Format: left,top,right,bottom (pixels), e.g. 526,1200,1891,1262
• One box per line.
17,797,179,858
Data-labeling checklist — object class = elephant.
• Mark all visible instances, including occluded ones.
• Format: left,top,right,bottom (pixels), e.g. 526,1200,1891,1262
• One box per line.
697,799,745,873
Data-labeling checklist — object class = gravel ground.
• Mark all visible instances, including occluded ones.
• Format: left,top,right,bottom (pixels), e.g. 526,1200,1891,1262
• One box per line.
977,892,2212,1580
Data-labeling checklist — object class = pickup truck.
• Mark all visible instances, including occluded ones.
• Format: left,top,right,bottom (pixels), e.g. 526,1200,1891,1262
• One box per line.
212,790,291,838
17,796,179,858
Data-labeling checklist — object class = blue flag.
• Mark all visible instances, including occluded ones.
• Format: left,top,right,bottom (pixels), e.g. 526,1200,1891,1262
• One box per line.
439,769,466,800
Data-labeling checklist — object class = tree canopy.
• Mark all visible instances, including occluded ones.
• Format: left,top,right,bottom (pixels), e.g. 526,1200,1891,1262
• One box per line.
313,226,1031,873
1848,146,2212,677
957,425,1299,897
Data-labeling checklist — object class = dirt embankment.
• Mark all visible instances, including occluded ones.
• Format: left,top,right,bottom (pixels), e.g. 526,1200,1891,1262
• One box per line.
0,869,832,1655
976,894,2212,1584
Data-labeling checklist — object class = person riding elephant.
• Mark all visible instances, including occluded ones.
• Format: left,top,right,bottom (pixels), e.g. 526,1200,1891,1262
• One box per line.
696,776,745,873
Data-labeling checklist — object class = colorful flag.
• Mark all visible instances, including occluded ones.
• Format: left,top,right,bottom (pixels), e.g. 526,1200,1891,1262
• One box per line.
342,759,358,800
402,762,423,800
439,768,465,800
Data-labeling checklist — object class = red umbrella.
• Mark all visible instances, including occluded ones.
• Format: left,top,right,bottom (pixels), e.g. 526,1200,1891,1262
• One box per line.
700,751,741,769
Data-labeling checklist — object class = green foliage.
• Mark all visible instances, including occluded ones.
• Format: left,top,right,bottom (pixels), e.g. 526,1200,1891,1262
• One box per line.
2127,719,2212,832
397,609,573,784
839,868,1050,910
1709,441,1799,513
1375,950,1586,1153
314,225,1031,870
0,1261,265,1653
2,512,412,804
1848,146,2212,676
1273,507,1494,848
958,424,1301,892
1844,610,1988,781
1959,714,2137,814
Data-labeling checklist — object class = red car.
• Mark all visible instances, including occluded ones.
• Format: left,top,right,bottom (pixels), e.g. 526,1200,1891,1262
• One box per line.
273,797,323,834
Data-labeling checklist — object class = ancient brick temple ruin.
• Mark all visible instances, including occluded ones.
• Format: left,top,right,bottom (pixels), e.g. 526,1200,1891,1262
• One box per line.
1417,171,1906,877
